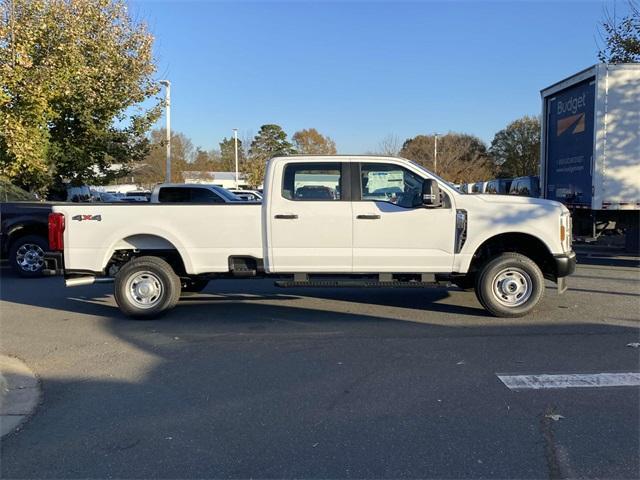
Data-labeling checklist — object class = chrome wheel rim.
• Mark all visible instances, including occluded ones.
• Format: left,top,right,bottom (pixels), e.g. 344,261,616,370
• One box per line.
125,271,164,309
491,267,532,307
16,243,45,272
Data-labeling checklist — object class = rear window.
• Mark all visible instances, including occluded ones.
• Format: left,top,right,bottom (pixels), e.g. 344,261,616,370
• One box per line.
282,163,342,201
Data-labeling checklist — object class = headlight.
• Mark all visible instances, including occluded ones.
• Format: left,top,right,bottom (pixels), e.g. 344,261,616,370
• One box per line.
560,212,572,252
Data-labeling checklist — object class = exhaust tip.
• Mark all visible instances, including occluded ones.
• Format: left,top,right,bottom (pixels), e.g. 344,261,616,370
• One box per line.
65,276,96,287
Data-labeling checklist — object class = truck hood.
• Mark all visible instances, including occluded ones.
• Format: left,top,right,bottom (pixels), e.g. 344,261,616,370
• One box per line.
474,194,566,211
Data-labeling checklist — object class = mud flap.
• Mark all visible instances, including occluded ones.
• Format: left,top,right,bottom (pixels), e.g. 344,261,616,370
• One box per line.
557,277,568,295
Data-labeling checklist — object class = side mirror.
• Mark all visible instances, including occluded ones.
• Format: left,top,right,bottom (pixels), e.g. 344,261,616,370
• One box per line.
422,179,442,208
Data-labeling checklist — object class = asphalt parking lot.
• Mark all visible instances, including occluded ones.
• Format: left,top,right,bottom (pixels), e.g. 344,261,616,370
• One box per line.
1,251,639,479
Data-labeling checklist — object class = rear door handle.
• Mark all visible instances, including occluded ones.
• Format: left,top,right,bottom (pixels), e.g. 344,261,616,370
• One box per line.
274,214,298,219
356,214,381,220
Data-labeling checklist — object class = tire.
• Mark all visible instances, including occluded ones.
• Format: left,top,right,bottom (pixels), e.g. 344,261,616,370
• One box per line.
180,279,209,296
114,256,182,319
9,235,48,278
452,274,475,291
474,252,544,318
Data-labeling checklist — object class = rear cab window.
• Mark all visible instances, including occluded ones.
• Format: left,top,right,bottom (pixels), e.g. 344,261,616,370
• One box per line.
282,163,342,201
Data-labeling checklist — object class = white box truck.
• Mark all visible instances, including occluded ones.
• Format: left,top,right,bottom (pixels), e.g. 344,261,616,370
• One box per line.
540,63,640,251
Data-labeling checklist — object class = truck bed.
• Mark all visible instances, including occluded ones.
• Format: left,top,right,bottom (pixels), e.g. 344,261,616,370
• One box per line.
53,203,263,275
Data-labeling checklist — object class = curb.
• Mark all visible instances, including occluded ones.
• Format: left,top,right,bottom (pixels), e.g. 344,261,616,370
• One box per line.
0,355,41,438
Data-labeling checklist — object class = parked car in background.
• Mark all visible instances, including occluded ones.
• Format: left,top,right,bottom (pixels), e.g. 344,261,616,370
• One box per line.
485,178,513,195
471,181,488,194
124,191,151,202
0,179,50,277
228,189,263,201
458,183,471,193
150,184,244,203
509,176,540,197
294,185,337,200
92,191,125,202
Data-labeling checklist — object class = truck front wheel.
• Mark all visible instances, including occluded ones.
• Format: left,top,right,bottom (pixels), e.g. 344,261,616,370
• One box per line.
475,253,544,318
114,256,182,319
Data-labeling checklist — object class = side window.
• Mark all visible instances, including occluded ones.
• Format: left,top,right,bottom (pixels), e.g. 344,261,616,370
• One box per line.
360,163,423,208
282,163,342,201
158,187,190,202
191,188,223,203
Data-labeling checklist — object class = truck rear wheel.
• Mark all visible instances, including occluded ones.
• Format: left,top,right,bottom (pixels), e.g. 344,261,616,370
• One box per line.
475,253,544,318
114,256,181,319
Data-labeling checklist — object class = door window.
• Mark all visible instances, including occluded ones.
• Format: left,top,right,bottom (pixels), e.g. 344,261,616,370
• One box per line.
282,163,342,201
360,163,423,208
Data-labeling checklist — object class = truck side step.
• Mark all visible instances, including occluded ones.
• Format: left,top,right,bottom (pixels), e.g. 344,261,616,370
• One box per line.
274,279,450,289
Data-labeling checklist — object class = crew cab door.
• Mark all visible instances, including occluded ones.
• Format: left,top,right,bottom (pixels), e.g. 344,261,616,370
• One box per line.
352,162,456,272
268,161,352,272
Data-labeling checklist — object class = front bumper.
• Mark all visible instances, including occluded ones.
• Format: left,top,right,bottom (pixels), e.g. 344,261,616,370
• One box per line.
554,250,577,278
43,251,64,276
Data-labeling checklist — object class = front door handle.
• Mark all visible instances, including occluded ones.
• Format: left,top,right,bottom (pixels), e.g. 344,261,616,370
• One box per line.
356,214,381,220
274,214,298,219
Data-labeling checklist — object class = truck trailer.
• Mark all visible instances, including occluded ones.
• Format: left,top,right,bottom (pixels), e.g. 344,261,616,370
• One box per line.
540,63,640,251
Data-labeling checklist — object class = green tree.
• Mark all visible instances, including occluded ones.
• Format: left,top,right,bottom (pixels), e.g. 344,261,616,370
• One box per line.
598,1,640,63
0,0,160,192
400,133,494,183
244,124,295,187
489,116,540,178
292,128,337,154
219,137,245,171
249,124,295,160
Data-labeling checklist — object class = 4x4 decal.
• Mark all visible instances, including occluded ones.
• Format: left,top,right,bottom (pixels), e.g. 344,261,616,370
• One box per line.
71,214,102,222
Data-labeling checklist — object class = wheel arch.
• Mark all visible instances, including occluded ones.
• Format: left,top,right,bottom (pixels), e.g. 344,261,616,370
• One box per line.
103,233,192,275
4,223,48,255
468,232,558,280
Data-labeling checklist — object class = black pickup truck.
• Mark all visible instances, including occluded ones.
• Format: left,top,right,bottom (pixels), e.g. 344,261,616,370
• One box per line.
0,179,52,277
0,202,52,277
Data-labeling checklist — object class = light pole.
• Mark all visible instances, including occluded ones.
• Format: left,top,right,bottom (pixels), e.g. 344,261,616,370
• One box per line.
159,80,171,183
433,133,442,175
233,128,239,188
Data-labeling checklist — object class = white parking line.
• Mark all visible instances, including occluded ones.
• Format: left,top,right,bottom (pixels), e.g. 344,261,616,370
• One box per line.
497,373,640,390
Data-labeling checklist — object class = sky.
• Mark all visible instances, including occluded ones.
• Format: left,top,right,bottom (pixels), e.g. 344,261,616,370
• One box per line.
130,0,625,154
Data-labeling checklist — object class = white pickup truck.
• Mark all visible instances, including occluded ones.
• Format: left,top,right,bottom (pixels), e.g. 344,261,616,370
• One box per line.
44,155,576,318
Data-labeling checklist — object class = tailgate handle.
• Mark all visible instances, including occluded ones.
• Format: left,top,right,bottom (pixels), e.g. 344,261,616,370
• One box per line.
274,214,298,219
356,214,381,220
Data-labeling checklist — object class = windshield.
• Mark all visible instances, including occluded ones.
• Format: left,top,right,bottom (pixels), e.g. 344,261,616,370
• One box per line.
406,160,463,194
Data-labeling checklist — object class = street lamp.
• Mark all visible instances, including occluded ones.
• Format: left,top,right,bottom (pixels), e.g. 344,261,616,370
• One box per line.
159,80,171,183
233,128,239,189
433,133,442,175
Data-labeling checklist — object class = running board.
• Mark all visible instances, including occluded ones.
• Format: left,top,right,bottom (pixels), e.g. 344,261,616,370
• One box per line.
274,279,451,289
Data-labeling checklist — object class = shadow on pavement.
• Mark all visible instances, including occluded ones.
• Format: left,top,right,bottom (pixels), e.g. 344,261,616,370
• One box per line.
2,268,640,479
